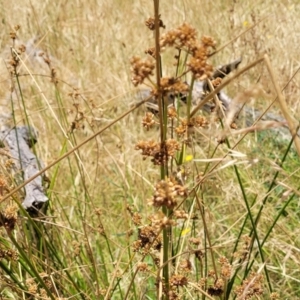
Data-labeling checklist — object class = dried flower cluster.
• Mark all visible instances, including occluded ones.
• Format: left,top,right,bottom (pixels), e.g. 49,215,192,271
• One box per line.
179,259,192,273
170,274,188,287
130,56,155,86
219,256,232,279
137,262,149,272
187,36,215,80
173,209,189,219
160,77,189,95
234,272,264,300
135,139,180,165
212,77,222,87
159,23,215,79
234,235,251,262
149,211,175,231
160,23,197,49
0,203,19,232
175,116,208,136
126,205,142,226
207,278,224,296
0,248,19,261
148,177,187,209
133,225,162,253
145,15,165,30
167,106,177,119
0,175,8,196
142,112,156,130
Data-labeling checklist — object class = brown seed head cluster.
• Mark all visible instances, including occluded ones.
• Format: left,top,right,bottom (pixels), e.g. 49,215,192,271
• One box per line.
148,177,187,209
72,241,81,257
0,203,18,232
170,274,188,288
130,56,155,86
167,106,177,119
0,248,19,261
187,41,214,80
135,139,180,165
9,25,20,40
159,23,215,79
145,47,156,58
145,15,165,31
201,35,216,48
175,116,208,137
173,209,188,219
137,262,149,272
270,292,279,300
26,278,38,295
179,259,192,273
234,272,264,300
142,112,156,130
160,77,189,95
160,23,197,49
149,212,175,231
208,278,224,296
133,225,162,252
219,256,232,279
0,175,8,196
126,205,142,226
167,290,179,300
234,235,251,262
212,77,222,87
189,237,201,246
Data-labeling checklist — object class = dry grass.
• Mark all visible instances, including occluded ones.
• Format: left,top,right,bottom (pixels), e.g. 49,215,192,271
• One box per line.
0,0,299,299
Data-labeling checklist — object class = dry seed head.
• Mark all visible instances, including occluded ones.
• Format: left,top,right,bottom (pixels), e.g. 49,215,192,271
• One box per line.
142,112,156,130
0,175,8,195
187,53,213,80
191,115,208,127
167,290,179,300
136,225,162,251
135,139,180,165
234,235,251,261
148,177,187,209
72,241,81,257
160,77,189,95
130,56,155,86
270,292,279,299
189,237,201,246
198,277,206,287
150,212,175,230
208,270,216,278
3,203,18,220
234,272,264,300
145,47,156,58
132,212,142,226
0,248,18,261
208,285,223,296
201,35,216,48
165,139,180,156
1,203,18,231
179,259,192,273
26,278,38,295
173,209,188,220
145,15,165,30
167,106,177,119
212,77,222,87
195,249,204,260
170,274,188,288
137,262,149,272
160,23,197,49
175,120,187,136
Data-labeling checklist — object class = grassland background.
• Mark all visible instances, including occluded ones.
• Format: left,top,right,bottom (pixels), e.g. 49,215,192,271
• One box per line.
0,0,300,299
